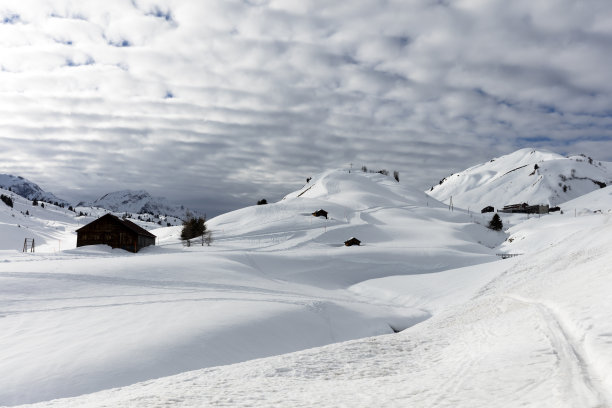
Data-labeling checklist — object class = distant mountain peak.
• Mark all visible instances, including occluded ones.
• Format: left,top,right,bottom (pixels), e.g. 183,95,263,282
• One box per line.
0,174,70,205
82,189,194,219
427,149,611,210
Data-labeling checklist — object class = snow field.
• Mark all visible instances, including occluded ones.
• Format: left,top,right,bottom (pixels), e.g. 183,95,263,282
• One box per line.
1,170,498,405
2,168,612,407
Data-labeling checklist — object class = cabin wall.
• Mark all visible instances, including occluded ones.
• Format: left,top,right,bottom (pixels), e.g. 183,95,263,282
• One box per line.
137,235,155,250
77,221,140,252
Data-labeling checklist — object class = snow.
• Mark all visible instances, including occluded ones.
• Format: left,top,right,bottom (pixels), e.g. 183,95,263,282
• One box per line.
1,164,612,407
427,148,612,211
82,189,198,220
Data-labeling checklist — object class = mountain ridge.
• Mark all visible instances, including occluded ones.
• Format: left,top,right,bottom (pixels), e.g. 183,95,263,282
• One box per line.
0,174,71,206
80,189,199,220
426,148,612,211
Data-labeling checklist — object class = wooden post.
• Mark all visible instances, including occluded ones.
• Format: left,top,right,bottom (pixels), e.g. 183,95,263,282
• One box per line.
22,238,35,253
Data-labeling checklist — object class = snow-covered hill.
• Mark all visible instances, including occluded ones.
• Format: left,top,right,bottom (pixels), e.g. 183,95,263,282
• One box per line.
2,167,612,407
0,174,70,206
81,190,195,220
0,169,500,405
427,148,612,211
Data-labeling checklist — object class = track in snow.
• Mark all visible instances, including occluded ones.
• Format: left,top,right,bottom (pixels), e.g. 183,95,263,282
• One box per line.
507,295,610,408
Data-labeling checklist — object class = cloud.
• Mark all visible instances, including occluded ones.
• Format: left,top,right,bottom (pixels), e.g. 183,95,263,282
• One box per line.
1,0,612,216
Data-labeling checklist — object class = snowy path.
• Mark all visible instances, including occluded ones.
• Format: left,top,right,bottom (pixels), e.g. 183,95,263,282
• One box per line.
507,295,610,407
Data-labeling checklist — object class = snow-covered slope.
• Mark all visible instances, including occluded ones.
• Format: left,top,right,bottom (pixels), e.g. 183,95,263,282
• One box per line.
0,174,70,206
560,185,612,215
427,148,612,211
12,175,612,408
0,169,501,405
0,187,176,253
0,186,79,252
81,190,194,219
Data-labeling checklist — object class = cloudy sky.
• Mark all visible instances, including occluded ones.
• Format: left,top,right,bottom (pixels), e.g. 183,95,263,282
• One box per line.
1,0,612,216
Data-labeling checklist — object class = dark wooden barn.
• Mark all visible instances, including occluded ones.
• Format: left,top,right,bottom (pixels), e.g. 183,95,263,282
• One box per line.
76,213,156,253
312,209,328,219
344,237,361,246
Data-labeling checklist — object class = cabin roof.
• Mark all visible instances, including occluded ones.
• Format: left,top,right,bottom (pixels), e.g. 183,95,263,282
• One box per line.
76,213,156,238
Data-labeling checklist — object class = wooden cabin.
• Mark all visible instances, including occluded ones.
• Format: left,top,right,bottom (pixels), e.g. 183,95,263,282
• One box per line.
76,213,156,253
312,209,328,219
344,237,361,246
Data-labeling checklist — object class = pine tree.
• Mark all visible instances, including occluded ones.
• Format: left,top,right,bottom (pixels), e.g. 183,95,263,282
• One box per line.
181,215,212,246
488,213,503,231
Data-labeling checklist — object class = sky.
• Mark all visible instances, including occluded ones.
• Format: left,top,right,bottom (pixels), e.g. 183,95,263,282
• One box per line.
1,0,612,216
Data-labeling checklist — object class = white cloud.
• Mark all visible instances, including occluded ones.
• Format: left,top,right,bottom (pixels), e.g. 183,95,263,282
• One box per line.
1,0,611,215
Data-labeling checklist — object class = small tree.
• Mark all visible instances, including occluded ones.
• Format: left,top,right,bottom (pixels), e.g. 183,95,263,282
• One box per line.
181,215,211,247
32,198,38,206
257,199,268,205
1,194,13,208
393,170,399,182
488,213,503,231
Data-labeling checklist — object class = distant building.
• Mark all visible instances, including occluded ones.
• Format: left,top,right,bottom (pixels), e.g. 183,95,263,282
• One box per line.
344,237,361,246
312,209,328,219
76,213,156,253
499,203,549,214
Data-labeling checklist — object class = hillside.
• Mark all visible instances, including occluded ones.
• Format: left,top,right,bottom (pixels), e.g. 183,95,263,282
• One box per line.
0,167,612,408
0,174,70,207
0,169,500,405
427,148,612,211
2,167,612,407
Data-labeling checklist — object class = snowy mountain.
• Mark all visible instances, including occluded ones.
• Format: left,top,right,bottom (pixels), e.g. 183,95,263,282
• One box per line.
2,167,612,407
0,174,70,206
81,190,194,220
427,148,612,211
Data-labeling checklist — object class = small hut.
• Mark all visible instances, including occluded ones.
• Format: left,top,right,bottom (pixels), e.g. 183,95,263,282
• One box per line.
76,213,156,253
344,237,361,246
312,209,328,219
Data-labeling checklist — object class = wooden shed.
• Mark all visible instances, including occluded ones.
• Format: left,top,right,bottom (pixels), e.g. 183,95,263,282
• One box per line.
76,213,156,253
312,209,328,219
481,205,494,213
344,237,361,246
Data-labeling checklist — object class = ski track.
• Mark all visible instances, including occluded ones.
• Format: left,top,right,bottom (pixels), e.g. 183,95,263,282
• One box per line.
507,295,610,408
